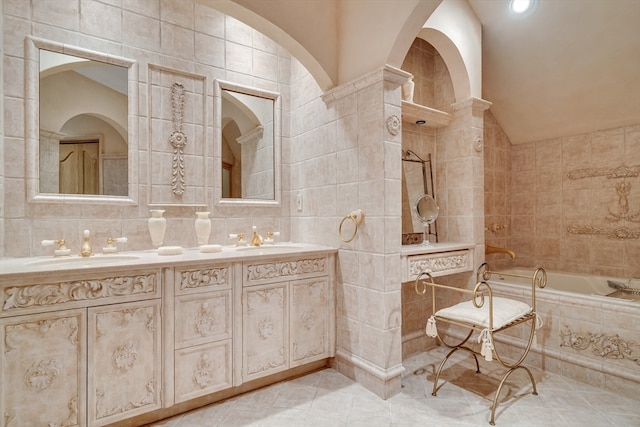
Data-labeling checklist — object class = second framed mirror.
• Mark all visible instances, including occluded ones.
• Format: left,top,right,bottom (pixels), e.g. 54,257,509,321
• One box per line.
214,80,281,207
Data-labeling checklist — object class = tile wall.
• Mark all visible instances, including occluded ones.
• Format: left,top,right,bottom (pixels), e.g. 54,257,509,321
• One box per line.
510,125,640,278
1,0,291,257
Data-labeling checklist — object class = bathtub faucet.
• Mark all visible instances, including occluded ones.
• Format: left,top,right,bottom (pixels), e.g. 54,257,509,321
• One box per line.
485,244,516,259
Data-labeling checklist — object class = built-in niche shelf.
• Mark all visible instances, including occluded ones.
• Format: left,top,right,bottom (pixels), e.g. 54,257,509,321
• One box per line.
401,101,452,128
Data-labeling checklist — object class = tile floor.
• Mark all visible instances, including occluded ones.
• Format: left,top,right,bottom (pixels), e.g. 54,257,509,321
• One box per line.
148,347,640,426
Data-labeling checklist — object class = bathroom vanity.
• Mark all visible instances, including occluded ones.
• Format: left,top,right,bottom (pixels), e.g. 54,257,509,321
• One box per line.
0,244,336,427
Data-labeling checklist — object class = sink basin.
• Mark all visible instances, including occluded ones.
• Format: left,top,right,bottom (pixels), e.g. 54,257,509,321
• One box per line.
234,245,303,252
27,254,140,267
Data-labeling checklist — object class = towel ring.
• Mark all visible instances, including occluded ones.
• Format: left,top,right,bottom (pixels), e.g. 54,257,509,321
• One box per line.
338,209,365,243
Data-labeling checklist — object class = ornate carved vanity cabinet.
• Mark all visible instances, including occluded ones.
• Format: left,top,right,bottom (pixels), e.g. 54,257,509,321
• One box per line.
0,246,336,427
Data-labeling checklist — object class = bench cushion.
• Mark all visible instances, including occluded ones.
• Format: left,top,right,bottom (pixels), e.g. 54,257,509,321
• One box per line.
435,297,532,329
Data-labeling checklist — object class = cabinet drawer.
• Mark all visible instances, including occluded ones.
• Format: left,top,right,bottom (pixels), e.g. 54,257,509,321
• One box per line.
174,340,233,403
175,290,232,348
0,269,161,317
175,264,231,295
401,250,473,282
243,255,327,287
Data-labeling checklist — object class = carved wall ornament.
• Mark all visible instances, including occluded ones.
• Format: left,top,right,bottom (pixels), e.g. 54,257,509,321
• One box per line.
2,273,157,312
170,82,187,195
560,325,639,365
606,182,640,223
386,114,401,136
24,359,60,390
567,164,640,180
192,353,215,388
246,258,325,282
473,135,484,152
565,163,640,239
180,268,227,290
567,225,640,239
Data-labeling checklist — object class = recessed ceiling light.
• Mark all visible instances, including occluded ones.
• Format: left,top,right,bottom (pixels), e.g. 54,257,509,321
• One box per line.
510,0,534,14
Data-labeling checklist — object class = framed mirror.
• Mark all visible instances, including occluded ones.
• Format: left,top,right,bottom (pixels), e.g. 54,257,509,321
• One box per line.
214,80,281,207
25,36,138,204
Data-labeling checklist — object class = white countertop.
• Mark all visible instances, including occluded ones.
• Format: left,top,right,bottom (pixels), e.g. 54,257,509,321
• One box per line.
0,243,337,279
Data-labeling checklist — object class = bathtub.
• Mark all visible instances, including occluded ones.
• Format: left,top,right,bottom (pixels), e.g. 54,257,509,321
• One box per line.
488,268,640,303
483,268,640,395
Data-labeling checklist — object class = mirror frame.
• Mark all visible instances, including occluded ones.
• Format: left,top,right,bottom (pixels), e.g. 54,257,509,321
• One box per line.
25,36,138,204
213,79,281,207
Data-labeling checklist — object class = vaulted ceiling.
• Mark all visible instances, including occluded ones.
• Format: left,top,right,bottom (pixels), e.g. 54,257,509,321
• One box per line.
468,0,640,144
212,0,640,145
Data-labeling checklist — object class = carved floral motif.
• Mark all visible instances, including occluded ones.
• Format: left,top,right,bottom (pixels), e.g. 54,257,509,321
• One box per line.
246,258,325,282
5,316,78,353
246,347,285,375
192,354,215,388
180,268,228,290
566,163,640,239
386,114,401,136
24,359,59,390
2,273,156,312
257,318,274,339
409,254,467,277
170,82,187,195
246,288,284,314
96,378,156,419
112,343,139,371
194,303,215,336
560,325,639,365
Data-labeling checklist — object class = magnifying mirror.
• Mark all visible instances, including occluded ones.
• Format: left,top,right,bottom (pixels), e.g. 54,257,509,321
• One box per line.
415,194,439,246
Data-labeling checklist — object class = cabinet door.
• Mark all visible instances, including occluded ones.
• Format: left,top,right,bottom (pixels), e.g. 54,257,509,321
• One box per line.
290,278,330,367
242,283,288,382
0,309,86,427
87,300,162,427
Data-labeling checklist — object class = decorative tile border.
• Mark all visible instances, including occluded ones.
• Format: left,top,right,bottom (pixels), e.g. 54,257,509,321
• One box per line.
560,324,640,366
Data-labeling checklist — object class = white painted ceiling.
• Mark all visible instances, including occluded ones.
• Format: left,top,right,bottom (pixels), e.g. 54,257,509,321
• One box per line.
468,0,640,144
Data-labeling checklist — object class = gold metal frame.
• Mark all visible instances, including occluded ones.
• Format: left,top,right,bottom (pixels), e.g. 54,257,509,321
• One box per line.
415,263,547,425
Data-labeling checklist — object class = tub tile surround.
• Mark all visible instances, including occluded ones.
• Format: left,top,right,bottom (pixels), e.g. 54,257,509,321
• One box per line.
491,123,640,278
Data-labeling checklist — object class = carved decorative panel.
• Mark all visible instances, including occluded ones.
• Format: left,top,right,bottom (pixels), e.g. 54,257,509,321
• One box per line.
174,340,232,403
245,257,326,284
243,283,288,381
177,266,229,295
290,278,329,367
404,250,472,281
560,325,640,366
2,273,157,314
175,290,232,348
1,310,85,427
148,64,208,207
88,300,161,426
566,163,640,239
